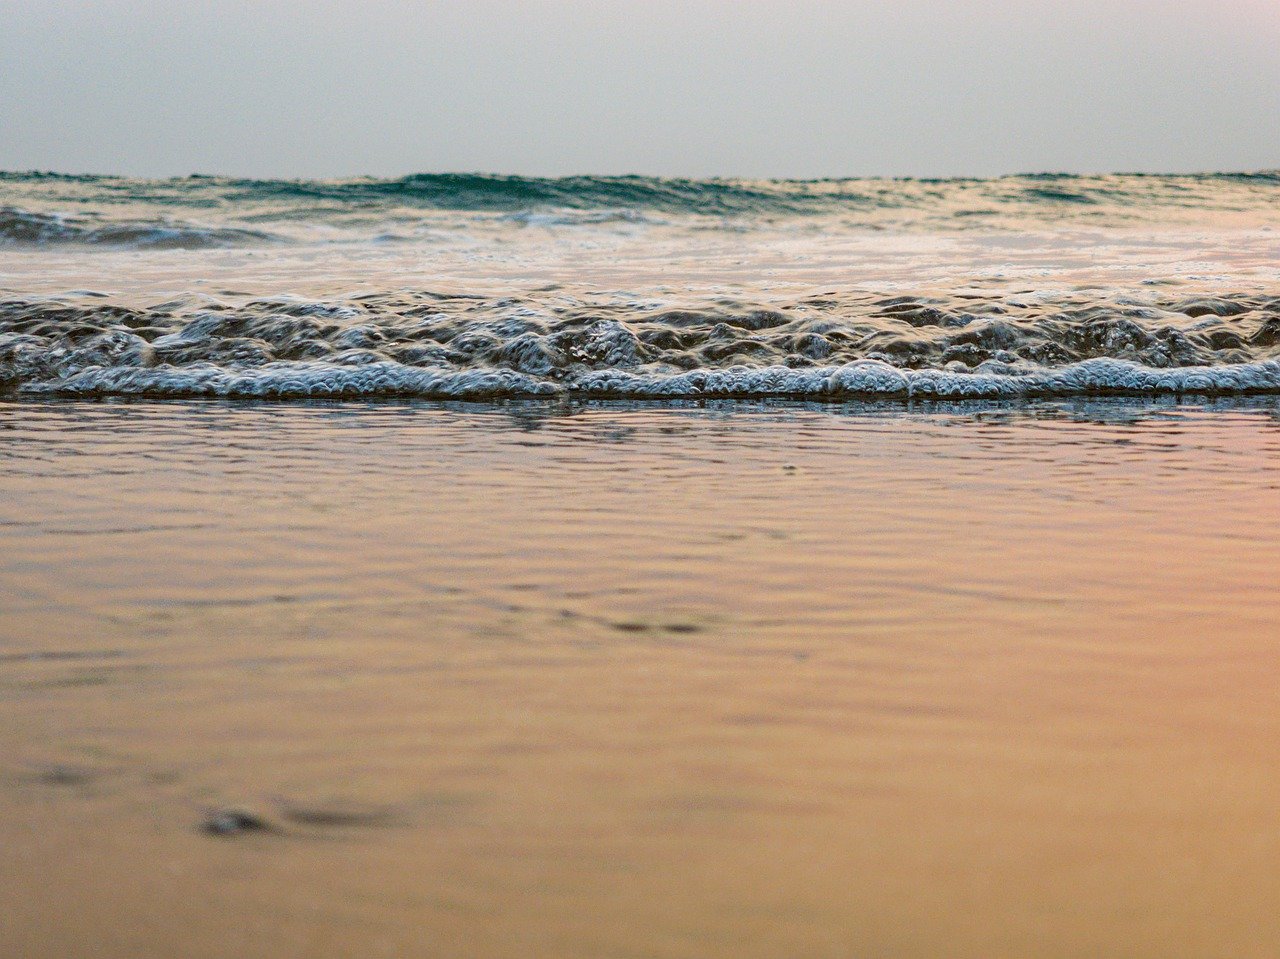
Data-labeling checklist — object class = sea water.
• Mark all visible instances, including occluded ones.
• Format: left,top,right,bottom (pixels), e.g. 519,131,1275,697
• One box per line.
4,172,1280,958
3,171,1279,400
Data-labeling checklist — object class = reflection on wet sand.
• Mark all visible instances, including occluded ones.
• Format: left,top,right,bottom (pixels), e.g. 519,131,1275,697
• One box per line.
2,398,1280,958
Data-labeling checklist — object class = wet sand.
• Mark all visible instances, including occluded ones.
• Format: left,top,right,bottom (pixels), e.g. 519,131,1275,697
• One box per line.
3,397,1280,958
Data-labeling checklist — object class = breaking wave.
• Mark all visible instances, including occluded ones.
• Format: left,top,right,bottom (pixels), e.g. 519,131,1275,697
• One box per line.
4,288,1279,400
6,169,1280,404
0,207,277,249
16,357,1280,401
3,170,1280,237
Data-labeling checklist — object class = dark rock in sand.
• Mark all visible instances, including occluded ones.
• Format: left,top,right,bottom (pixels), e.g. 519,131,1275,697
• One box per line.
201,809,273,836
38,764,96,786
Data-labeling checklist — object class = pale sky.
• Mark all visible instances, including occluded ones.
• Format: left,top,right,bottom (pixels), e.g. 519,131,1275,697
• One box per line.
2,0,1277,179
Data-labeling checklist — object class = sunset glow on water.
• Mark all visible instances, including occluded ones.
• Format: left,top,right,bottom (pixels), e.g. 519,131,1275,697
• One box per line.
4,399,1280,958
4,0,1280,953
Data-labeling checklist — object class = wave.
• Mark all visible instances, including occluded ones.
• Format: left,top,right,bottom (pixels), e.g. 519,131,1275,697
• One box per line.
12,356,1280,401
4,288,1279,400
3,171,1279,231
0,207,277,248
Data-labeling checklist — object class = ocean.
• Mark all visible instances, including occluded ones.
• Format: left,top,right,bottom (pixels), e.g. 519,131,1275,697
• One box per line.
3,170,1280,400
4,172,1280,958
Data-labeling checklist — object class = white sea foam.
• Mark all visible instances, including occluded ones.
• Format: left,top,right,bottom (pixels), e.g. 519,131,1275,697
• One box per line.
4,171,1280,405
3,282,1279,401
15,356,1280,401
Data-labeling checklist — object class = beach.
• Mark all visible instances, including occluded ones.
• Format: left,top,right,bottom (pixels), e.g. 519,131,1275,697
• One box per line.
3,171,1280,955
4,397,1280,958
7,0,1280,947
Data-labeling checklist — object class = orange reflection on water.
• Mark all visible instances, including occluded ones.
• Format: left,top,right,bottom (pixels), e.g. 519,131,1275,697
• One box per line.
2,398,1279,958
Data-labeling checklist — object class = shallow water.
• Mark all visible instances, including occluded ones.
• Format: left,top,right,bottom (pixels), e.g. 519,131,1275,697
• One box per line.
3,171,1280,401
3,398,1280,958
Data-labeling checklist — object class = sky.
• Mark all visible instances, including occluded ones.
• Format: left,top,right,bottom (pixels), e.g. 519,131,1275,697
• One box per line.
1,0,1277,179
